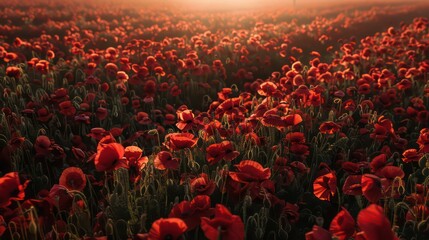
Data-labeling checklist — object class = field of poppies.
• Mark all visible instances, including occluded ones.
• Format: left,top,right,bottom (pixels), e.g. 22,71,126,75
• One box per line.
1,0,429,239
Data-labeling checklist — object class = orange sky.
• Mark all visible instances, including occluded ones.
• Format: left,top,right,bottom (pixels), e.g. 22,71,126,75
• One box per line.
134,0,425,11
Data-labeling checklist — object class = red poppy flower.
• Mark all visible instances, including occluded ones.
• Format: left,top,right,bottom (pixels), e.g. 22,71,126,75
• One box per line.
342,175,363,195
35,60,49,73
124,146,143,161
190,173,216,195
0,172,29,208
98,134,116,145
144,79,157,97
281,202,300,224
170,85,182,97
305,225,332,240
319,121,341,134
305,90,324,107
0,215,5,237
201,204,245,240
402,148,423,162
154,151,180,170
214,97,241,117
116,71,129,82
229,160,271,183
95,107,108,121
59,167,86,191
163,113,176,125
370,153,389,176
380,166,405,198
154,66,165,76
206,141,240,165
164,133,198,151
59,101,76,117
357,83,371,95
176,109,197,131
361,174,383,203
357,204,398,240
288,143,310,157
148,218,187,240
257,81,277,96
53,88,69,102
313,172,337,201
36,107,53,122
94,138,127,172
87,128,108,141
329,208,355,240
406,205,429,221
284,132,306,144
261,114,286,130
169,195,215,230
217,88,232,101
417,128,429,153
283,113,303,127
135,112,152,125
34,135,51,156
6,66,21,78
380,166,405,179
129,155,149,182
342,162,367,174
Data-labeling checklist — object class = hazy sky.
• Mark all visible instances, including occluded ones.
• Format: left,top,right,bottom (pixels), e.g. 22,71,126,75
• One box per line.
149,0,416,11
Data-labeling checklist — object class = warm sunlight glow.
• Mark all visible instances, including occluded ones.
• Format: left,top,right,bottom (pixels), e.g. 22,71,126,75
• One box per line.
173,0,289,10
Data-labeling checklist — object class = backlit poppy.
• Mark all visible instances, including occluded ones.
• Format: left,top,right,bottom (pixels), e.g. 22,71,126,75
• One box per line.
257,81,277,97
319,121,341,134
402,149,422,163
329,208,355,240
94,138,127,172
164,133,198,151
168,195,214,230
148,218,187,240
361,174,383,203
201,204,244,240
283,113,303,127
190,173,216,196
6,66,21,78
229,160,271,183
206,141,240,165
313,172,337,201
154,151,179,170
176,109,197,131
261,114,286,130
124,146,143,161
417,128,429,153
0,172,29,208
357,204,398,240
305,225,332,240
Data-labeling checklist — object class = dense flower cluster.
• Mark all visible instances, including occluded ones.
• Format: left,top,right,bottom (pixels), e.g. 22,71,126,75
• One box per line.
1,0,429,239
